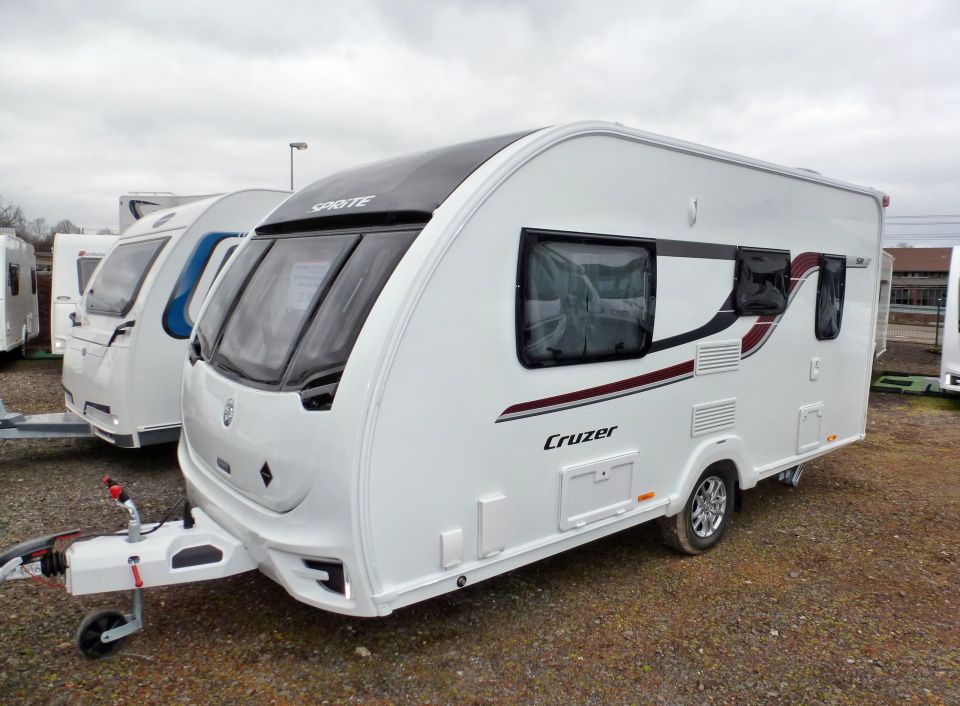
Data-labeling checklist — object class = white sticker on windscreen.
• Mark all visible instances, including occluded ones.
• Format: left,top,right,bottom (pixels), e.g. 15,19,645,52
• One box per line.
288,260,331,311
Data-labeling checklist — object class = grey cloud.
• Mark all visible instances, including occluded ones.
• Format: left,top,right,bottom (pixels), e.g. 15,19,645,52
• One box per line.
0,0,958,229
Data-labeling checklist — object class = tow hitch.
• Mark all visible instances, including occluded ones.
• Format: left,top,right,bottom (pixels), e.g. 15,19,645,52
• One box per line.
1,476,255,658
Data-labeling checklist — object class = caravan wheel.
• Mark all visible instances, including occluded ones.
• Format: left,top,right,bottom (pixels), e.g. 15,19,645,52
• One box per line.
658,465,735,555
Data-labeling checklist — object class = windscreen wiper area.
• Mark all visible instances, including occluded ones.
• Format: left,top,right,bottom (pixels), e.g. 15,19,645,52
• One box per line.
298,370,343,411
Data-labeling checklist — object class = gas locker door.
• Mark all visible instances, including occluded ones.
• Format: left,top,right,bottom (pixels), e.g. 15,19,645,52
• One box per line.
797,403,824,454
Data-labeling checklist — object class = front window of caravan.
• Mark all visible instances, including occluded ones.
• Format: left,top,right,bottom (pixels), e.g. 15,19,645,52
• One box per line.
85,237,169,316
518,230,656,367
76,257,101,295
212,235,359,385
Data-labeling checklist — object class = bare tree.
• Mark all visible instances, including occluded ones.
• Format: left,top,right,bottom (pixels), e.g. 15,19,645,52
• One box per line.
0,195,27,236
51,219,81,235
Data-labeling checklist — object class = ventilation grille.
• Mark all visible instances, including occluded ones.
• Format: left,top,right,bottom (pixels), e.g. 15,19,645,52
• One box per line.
691,398,737,437
695,340,742,375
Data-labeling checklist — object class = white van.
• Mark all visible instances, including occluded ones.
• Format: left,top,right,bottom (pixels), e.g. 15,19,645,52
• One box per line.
3,123,888,653
49,233,119,355
941,247,960,393
1,233,39,353
62,190,289,447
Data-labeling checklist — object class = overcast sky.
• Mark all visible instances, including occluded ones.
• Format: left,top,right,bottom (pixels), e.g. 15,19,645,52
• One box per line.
1,0,958,235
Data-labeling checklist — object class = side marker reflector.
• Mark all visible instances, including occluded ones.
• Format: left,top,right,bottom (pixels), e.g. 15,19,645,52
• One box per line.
637,492,656,502
827,434,837,442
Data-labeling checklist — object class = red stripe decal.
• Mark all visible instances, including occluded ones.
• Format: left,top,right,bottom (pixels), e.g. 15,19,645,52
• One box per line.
500,359,694,417
500,251,823,421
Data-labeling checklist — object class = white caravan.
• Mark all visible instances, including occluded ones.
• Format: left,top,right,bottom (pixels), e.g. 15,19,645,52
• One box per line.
0,123,888,656
50,233,119,355
1,233,39,353
62,190,289,447
941,247,960,393
119,193,219,231
875,250,893,358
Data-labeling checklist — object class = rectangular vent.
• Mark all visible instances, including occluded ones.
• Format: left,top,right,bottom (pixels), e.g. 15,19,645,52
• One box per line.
692,398,737,437
695,340,741,375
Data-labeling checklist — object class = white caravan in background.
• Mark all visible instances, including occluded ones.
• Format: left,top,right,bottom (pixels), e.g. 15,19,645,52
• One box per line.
941,247,960,393
119,193,219,231
50,233,120,355
62,190,289,447
1,233,39,353
875,250,893,358
2,123,887,656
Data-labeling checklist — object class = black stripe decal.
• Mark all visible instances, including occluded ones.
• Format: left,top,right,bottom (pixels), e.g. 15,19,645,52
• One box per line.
657,240,737,260
648,291,738,354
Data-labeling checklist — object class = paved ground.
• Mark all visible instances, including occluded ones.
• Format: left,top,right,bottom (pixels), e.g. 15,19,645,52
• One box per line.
1,354,958,705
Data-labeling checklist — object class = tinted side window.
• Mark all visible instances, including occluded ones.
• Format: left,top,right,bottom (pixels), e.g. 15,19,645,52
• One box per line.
735,248,791,315
518,229,656,368
8,263,19,296
816,254,846,340
76,257,101,294
30,267,37,294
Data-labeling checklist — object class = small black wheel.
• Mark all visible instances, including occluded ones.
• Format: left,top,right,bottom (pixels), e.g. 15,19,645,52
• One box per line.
658,464,736,555
76,610,127,659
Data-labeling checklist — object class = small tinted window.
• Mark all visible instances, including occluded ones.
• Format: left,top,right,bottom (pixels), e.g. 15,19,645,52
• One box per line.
30,267,37,294
735,248,791,315
8,263,20,296
518,229,656,368
816,254,846,340
76,257,101,295
213,234,359,385
86,238,168,316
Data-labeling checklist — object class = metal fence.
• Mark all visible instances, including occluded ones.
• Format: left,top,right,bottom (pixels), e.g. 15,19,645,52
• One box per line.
887,288,947,346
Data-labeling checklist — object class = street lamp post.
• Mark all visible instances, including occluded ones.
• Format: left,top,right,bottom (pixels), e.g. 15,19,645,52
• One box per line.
289,142,308,191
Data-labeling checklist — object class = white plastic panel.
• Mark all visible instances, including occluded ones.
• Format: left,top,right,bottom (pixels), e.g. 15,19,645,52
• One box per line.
440,528,463,569
797,403,824,454
695,340,741,375
478,495,507,558
559,452,638,531
691,398,736,437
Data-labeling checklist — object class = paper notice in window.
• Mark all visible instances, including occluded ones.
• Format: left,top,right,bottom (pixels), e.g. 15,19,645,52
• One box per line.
288,260,331,311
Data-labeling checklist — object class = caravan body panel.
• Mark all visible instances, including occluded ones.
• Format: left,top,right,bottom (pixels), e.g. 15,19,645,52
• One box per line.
49,232,119,355
62,189,289,446
941,247,960,392
178,122,884,616
1,234,39,352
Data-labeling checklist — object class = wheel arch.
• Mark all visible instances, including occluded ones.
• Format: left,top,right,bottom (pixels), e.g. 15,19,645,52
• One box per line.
665,435,755,517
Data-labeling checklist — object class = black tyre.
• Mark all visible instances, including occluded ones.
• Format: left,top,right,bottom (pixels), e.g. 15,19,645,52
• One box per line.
76,610,127,659
658,464,736,555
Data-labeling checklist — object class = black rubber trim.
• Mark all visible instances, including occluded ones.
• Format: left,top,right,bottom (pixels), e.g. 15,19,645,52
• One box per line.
657,240,737,260
171,544,223,569
648,291,738,353
137,427,181,446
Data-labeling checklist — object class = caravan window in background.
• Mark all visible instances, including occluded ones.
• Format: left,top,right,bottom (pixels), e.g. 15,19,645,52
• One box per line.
517,229,656,368
31,267,37,295
212,234,359,385
734,248,791,316
8,263,20,296
815,254,846,340
76,257,101,295
85,237,169,317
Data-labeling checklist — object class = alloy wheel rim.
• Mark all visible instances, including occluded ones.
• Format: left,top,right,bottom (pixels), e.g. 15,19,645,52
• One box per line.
691,476,727,538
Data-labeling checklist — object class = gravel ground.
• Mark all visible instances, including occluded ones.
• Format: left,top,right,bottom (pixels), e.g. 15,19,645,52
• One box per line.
1,358,958,705
874,341,942,378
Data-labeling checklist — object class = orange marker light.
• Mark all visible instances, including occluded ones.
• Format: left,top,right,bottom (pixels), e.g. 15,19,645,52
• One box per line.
637,492,656,501
827,434,837,442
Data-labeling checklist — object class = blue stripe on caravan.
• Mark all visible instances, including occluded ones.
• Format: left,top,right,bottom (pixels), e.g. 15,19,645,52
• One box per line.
162,232,241,339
